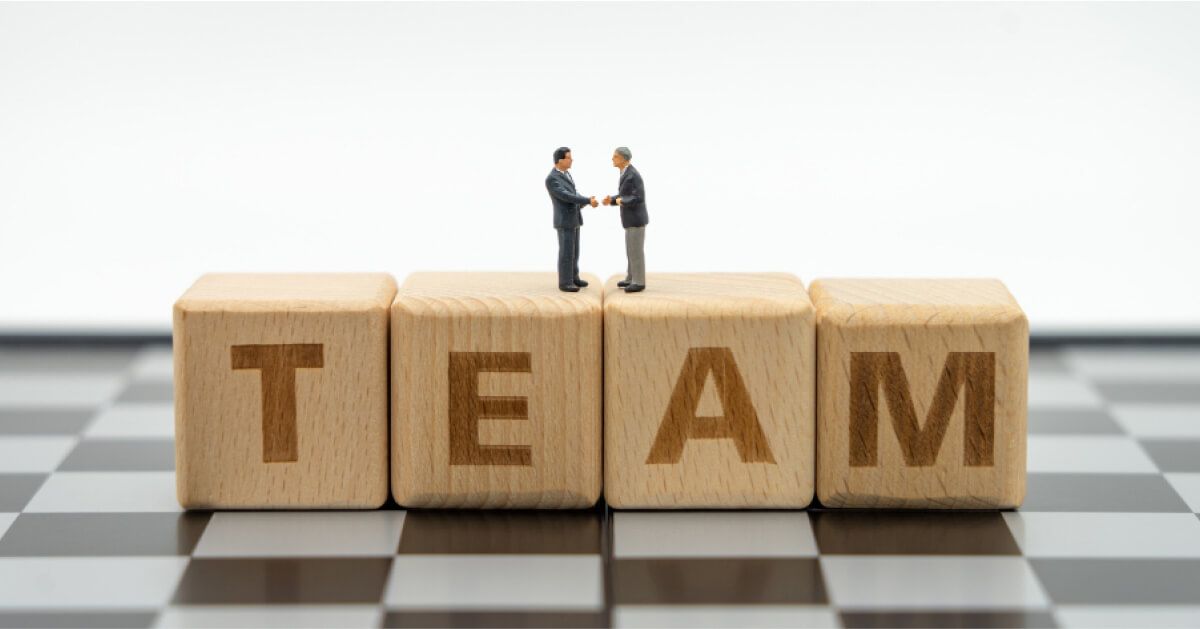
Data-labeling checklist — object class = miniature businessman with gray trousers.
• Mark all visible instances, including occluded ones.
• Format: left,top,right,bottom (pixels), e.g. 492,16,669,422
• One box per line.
603,146,649,293
546,146,598,292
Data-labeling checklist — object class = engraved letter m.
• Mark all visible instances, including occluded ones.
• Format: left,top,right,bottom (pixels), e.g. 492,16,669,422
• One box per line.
849,352,995,467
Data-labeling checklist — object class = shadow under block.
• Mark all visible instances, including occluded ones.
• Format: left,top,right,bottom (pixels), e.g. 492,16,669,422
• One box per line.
391,272,602,508
603,273,816,509
809,279,1028,509
173,273,397,509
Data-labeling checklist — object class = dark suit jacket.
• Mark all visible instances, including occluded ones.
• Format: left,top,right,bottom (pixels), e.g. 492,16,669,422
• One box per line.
612,165,649,228
546,169,589,229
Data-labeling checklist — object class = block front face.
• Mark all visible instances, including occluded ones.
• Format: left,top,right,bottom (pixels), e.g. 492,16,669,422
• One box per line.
604,273,816,509
391,273,602,509
173,273,396,509
811,279,1029,509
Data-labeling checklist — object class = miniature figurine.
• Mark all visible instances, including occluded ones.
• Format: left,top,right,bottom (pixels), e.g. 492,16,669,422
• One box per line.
546,147,598,292
602,147,648,293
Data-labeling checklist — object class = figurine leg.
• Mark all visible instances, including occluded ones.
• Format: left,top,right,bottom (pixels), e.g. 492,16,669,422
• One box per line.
625,226,646,292
573,227,582,281
557,227,578,291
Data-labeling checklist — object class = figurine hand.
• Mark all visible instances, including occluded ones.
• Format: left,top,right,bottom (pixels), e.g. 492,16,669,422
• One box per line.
589,196,598,208
602,196,612,206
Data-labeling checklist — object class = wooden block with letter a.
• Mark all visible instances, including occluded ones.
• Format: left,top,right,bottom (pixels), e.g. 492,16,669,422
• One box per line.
391,272,602,508
810,278,1028,509
173,273,397,509
603,273,816,509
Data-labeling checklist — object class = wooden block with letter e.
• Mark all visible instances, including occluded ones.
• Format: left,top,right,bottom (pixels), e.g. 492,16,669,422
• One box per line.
391,272,602,508
173,273,397,509
810,278,1028,509
603,273,816,509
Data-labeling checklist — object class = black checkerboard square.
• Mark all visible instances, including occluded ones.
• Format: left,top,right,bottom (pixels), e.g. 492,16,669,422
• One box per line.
57,440,175,472
0,475,46,512
0,513,209,556
612,558,828,605
810,511,1021,555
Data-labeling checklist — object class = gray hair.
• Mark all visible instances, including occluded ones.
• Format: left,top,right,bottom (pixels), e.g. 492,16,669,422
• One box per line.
615,146,632,161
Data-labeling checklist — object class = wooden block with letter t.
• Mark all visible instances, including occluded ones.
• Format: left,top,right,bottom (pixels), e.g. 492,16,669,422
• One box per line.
390,272,602,508
603,273,816,509
810,278,1028,509
173,273,397,509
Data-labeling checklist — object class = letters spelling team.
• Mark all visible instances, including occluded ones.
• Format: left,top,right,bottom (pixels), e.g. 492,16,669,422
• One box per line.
173,147,1028,511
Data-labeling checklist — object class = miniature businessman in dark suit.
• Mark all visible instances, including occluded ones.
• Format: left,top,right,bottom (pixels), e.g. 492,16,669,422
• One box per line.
546,147,598,292
603,146,649,293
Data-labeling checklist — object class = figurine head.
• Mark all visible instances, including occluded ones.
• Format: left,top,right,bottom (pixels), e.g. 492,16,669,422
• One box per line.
554,147,573,170
612,147,632,169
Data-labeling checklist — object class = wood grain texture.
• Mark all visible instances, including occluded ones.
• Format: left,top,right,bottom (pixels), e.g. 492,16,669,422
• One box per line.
810,279,1028,509
603,273,816,509
173,273,396,509
391,272,602,509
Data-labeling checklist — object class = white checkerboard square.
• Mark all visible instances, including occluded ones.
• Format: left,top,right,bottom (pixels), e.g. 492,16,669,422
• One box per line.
385,555,604,611
1027,435,1158,474
1004,512,1200,558
1028,374,1104,409
0,557,188,608
129,346,175,382
1055,605,1200,628
84,403,174,439
1062,347,1200,380
0,437,77,472
194,511,405,557
819,556,1049,609
24,471,181,513
0,374,125,407
1111,404,1200,438
154,605,382,628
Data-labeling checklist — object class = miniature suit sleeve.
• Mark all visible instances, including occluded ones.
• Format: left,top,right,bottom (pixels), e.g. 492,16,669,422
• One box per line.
546,176,590,206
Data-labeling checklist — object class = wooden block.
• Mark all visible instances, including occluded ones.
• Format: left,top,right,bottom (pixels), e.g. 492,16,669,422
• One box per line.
173,273,397,509
810,279,1028,509
390,272,602,508
603,273,816,509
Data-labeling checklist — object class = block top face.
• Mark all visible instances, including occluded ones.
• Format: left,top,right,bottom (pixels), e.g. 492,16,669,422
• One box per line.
809,278,1024,326
603,273,813,317
394,272,601,316
176,273,397,312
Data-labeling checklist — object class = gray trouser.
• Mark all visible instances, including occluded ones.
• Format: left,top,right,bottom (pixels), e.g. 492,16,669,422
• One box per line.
556,227,581,287
624,226,646,285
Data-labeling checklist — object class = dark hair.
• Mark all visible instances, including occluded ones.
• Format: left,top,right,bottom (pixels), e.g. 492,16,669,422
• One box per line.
553,147,571,163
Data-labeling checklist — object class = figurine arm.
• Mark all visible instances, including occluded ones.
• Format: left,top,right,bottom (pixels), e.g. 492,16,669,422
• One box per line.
617,173,643,207
546,178,590,205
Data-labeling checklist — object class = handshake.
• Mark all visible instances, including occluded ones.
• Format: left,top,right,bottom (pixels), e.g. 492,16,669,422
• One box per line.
587,196,622,207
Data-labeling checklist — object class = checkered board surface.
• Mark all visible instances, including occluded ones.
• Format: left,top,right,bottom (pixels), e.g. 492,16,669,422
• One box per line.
1,342,1200,628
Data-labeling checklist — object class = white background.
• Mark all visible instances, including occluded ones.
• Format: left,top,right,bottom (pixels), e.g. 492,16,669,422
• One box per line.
1,2,1197,334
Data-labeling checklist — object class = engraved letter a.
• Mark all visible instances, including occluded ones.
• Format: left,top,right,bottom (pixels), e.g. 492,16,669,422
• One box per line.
646,347,776,464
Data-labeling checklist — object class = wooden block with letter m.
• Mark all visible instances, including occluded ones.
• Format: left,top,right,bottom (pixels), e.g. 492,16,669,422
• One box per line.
810,278,1028,509
173,273,397,509
603,273,816,508
390,272,602,508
